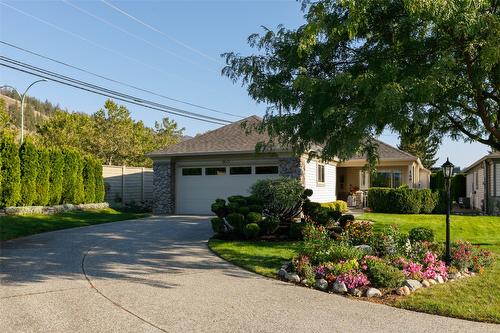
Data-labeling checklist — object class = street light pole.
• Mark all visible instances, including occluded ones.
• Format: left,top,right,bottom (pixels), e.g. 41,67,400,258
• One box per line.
1,79,47,144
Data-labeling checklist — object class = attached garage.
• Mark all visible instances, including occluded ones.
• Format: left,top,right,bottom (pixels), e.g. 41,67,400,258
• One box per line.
148,115,338,215
175,163,280,214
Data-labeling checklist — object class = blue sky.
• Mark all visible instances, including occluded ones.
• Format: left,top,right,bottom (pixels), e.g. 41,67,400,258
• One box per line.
0,0,490,169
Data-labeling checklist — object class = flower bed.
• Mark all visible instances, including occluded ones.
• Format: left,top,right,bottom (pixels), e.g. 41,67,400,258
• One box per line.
278,222,494,299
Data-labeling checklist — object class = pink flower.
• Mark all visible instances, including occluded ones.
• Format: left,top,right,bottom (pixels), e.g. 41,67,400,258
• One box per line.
336,271,369,289
423,251,436,264
422,266,436,279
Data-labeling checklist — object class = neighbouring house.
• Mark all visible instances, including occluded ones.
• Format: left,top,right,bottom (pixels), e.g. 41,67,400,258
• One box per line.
463,151,500,215
148,116,430,215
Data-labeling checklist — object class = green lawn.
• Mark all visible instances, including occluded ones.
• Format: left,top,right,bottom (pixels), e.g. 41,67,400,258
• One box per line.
208,213,500,323
0,208,149,241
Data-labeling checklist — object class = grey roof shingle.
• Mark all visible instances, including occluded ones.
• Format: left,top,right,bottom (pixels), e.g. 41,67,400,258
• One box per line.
148,116,286,157
148,115,418,162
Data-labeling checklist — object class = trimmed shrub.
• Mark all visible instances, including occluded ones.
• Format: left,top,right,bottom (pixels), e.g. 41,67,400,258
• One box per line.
260,216,280,235
83,156,96,204
342,220,373,245
289,221,305,240
338,214,355,229
321,200,348,213
19,140,39,206
409,227,434,243
244,223,260,239
94,162,105,203
0,136,21,207
248,204,263,213
368,187,438,214
48,148,64,205
226,213,246,234
250,177,305,216
451,174,466,203
62,149,82,204
366,259,406,288
35,147,51,206
246,212,262,224
211,199,228,218
211,217,225,234
238,206,251,215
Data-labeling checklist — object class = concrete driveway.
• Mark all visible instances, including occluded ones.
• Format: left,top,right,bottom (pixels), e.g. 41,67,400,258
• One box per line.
0,216,497,332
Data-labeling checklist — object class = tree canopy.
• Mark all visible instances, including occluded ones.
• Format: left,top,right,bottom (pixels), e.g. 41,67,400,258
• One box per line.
223,0,499,165
35,99,184,167
398,120,441,169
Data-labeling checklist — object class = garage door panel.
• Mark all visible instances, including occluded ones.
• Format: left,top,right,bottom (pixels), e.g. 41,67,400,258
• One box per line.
175,168,279,214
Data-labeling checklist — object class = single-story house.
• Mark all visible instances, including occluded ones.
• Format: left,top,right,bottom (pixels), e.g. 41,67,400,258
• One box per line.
148,116,430,215
463,151,500,215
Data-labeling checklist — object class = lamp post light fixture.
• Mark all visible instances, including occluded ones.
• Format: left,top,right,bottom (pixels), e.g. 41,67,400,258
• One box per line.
441,157,454,264
1,79,48,144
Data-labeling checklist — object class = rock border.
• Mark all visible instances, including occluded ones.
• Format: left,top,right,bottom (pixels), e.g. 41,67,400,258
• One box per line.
2,203,110,216
278,262,476,299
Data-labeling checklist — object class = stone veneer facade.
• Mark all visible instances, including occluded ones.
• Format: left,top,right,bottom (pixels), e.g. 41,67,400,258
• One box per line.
152,159,174,214
278,156,305,183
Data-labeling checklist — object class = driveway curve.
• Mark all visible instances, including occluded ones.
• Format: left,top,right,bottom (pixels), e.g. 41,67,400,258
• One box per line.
1,216,497,333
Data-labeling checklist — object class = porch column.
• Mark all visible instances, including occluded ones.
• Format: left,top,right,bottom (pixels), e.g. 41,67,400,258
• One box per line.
152,158,175,214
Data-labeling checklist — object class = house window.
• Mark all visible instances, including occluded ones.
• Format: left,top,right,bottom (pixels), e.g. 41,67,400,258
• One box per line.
230,166,252,175
317,164,325,184
372,170,402,188
255,166,278,174
205,167,226,176
182,168,202,176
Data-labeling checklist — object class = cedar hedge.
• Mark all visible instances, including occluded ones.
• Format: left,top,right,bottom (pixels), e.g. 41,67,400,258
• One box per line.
0,140,105,208
368,187,439,214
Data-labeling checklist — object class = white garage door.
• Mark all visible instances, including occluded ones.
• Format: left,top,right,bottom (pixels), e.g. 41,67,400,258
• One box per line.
175,165,280,214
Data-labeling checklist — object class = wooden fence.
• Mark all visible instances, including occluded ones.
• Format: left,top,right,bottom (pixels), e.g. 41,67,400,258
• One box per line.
102,165,153,205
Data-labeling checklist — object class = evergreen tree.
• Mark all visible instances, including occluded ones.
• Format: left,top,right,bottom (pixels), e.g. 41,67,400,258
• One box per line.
62,149,79,204
83,156,96,203
35,147,51,206
94,161,105,203
19,139,39,206
48,148,64,205
398,122,441,169
0,135,21,207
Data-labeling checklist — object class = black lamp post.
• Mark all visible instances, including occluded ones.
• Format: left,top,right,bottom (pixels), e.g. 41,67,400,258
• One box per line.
441,158,454,264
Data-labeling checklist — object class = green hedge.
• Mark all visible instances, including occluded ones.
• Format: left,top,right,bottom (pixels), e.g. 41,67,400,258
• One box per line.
0,141,105,208
368,187,439,214
0,136,21,207
35,147,51,206
19,140,39,206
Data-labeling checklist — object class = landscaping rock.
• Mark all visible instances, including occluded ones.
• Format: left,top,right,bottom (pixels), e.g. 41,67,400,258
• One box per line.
396,286,411,296
403,279,422,292
315,279,328,291
286,273,300,283
448,272,461,280
422,280,431,288
278,268,288,279
428,279,437,285
435,275,444,284
470,272,476,276
353,244,373,253
366,288,382,298
349,288,363,297
301,279,308,286
332,281,348,294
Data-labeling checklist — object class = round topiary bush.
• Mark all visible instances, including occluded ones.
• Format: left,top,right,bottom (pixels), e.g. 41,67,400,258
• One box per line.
261,216,280,235
226,213,245,234
409,227,434,243
244,223,260,239
246,212,262,224
238,206,250,215
248,204,263,213
211,199,228,218
211,217,225,234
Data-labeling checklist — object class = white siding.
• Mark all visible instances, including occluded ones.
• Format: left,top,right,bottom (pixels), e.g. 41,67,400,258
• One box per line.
466,164,485,210
303,159,336,203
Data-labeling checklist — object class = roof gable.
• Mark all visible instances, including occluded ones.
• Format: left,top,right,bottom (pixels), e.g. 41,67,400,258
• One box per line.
148,116,284,157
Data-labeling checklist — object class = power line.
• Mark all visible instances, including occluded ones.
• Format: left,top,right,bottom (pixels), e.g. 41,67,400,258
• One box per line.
61,0,219,75
100,0,223,64
1,40,243,119
0,1,189,83
0,56,232,125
